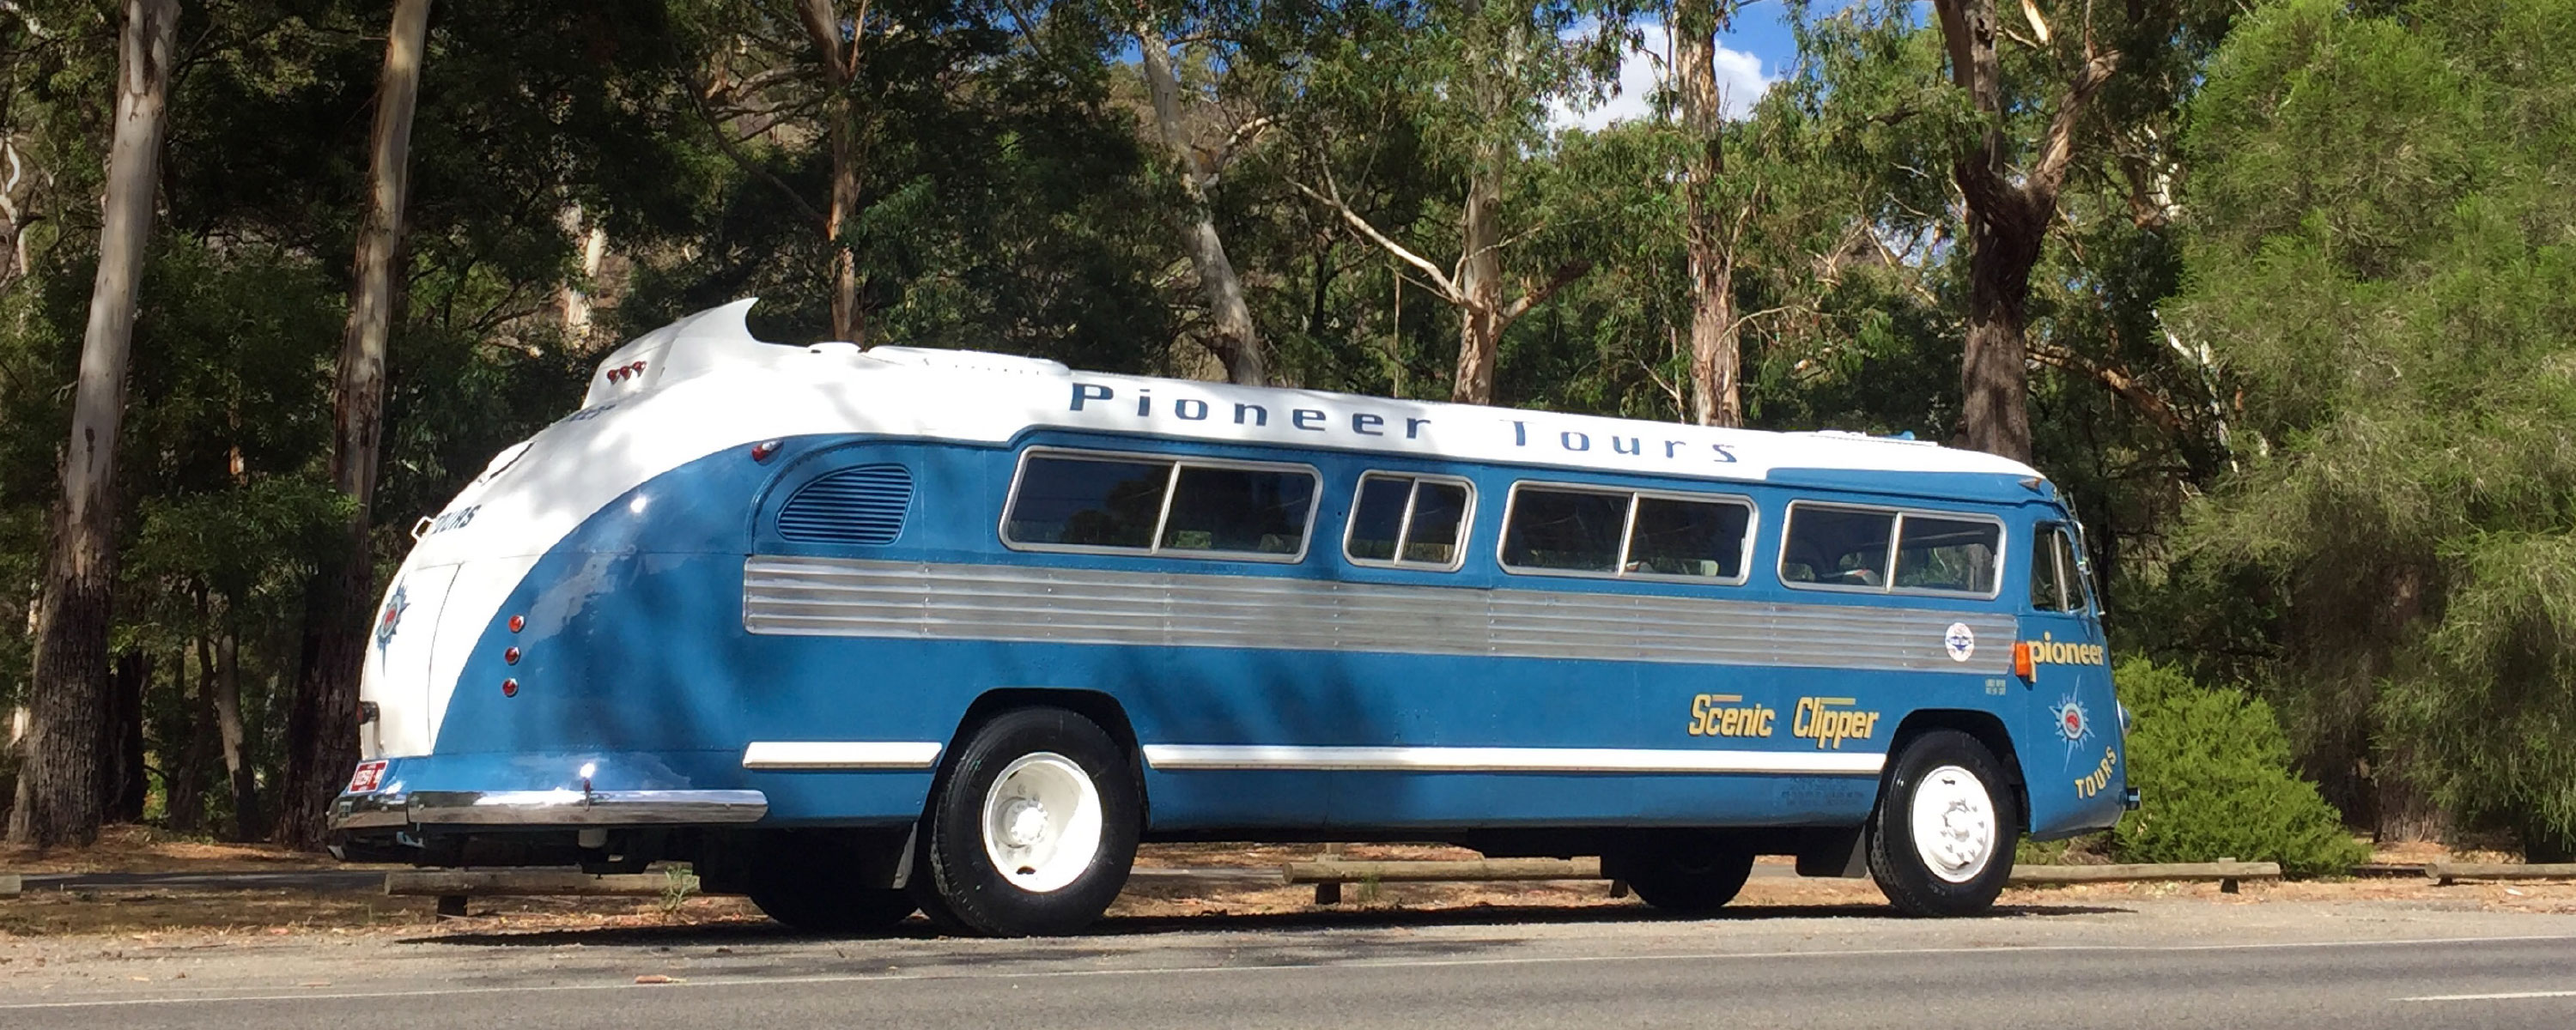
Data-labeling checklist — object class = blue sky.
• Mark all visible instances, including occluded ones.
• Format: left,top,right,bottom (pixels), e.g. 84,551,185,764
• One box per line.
1553,1,1807,131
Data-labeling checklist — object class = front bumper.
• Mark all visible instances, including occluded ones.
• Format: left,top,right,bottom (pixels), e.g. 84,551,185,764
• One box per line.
330,787,769,832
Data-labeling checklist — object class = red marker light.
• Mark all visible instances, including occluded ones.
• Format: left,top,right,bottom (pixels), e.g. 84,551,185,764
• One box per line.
501,678,519,698
504,646,521,665
507,615,525,633
750,439,783,463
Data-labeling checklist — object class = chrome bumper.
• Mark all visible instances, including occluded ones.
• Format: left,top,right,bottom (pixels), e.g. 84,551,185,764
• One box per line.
330,788,769,832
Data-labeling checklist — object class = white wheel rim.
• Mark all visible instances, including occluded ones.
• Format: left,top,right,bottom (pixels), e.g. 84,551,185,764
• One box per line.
1911,764,1999,884
979,752,1104,894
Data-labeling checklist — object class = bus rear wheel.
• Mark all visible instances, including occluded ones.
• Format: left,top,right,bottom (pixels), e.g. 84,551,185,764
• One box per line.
912,707,1139,936
1618,831,1756,915
1868,730,2020,917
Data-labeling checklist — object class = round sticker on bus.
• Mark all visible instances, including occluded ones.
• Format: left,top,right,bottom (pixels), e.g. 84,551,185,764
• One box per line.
1944,622,1976,663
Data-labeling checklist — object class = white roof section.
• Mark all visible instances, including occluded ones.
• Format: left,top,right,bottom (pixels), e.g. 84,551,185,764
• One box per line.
404,300,2043,570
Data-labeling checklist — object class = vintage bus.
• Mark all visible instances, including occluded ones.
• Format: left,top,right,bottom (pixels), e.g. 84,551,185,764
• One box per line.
331,300,2132,936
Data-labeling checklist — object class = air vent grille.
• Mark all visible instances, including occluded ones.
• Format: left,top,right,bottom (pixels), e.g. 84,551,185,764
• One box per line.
777,464,912,545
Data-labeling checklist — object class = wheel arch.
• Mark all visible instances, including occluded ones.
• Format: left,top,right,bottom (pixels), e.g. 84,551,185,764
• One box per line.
1884,708,2028,833
946,688,1148,823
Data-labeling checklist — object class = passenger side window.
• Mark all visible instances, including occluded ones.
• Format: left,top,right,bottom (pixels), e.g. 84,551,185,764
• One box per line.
1500,484,1754,582
1003,451,1318,560
1894,515,2002,594
1781,504,2002,596
1346,473,1473,568
1779,506,1895,587
1501,488,1627,573
1004,454,1171,548
1159,465,1316,555
1626,496,1753,579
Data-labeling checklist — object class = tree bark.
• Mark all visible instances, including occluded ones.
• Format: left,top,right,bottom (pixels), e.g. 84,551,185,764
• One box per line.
1452,157,1504,405
102,650,148,822
1932,0,2117,463
215,623,259,840
6,0,179,848
1135,23,1264,385
798,0,866,344
279,0,432,848
166,640,212,834
1676,0,1743,427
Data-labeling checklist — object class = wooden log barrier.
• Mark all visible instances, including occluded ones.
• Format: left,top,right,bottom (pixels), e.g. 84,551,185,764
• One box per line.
0,873,20,899
2426,862,2576,886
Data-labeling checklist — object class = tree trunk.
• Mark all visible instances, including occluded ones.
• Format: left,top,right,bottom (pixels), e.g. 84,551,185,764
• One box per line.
216,623,260,841
278,0,432,848
166,641,211,834
1958,207,2040,460
101,650,148,822
1677,0,1743,427
1932,0,2117,464
1452,159,1504,405
798,0,866,344
1136,24,1265,385
7,0,179,848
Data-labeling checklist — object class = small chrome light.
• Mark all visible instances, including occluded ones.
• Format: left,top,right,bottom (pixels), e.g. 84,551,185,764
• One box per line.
750,439,783,462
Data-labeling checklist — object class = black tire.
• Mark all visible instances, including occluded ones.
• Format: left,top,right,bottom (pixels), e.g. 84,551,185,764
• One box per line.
911,707,1140,936
1868,730,2020,917
1619,831,1757,915
743,838,920,933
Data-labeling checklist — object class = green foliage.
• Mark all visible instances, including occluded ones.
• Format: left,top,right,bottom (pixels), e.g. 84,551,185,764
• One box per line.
2160,0,2576,851
2105,660,2368,876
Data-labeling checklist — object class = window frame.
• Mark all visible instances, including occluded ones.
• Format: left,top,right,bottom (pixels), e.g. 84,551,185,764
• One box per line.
1494,480,1759,586
998,445,1324,564
1340,470,1478,573
1777,500,2008,601
2038,522,2093,614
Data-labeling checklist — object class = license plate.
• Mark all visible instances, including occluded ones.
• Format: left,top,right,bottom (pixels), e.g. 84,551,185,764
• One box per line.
346,760,387,794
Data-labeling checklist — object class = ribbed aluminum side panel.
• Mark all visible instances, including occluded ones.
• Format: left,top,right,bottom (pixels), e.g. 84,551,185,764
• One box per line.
744,556,2017,675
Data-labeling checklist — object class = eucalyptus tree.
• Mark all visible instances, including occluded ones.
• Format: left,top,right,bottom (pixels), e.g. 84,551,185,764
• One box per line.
9,0,177,847
1290,0,1623,404
276,0,434,850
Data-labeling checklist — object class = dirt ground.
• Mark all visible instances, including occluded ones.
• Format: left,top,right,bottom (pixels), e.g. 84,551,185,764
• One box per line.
5,833,2573,940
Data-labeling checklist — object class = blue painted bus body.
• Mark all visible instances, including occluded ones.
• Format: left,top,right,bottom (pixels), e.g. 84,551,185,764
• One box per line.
362,428,2129,843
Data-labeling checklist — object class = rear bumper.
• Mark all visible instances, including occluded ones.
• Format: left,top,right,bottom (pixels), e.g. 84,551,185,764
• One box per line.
330,787,769,832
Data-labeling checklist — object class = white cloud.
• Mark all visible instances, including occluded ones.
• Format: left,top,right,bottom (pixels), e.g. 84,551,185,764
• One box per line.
1549,21,1774,134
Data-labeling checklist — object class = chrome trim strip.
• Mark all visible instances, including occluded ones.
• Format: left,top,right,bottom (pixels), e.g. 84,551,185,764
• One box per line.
743,555,2017,675
741,741,944,770
1139,744,1885,775
405,789,769,827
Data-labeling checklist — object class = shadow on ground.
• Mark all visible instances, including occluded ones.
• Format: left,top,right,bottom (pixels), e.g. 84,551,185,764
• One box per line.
410,900,2133,948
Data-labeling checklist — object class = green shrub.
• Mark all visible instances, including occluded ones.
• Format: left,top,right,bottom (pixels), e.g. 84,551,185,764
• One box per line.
2105,659,2369,877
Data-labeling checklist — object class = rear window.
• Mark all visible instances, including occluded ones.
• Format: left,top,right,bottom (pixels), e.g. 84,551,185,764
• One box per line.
1500,484,1753,582
1004,451,1317,560
1780,502,2001,597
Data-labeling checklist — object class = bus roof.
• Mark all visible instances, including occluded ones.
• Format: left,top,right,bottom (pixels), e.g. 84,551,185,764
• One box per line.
578,300,2050,503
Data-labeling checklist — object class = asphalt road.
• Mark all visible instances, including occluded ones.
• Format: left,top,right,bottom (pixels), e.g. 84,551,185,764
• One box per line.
3,900,2573,1028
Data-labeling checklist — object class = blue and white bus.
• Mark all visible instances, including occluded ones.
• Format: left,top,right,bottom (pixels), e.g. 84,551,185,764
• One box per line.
331,300,2131,935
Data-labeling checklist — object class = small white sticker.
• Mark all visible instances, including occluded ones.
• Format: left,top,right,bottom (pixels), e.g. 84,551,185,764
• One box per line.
1944,622,1977,663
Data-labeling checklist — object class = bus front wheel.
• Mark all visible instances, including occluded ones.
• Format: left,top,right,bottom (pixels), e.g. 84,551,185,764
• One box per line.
1868,730,2020,917
913,707,1140,936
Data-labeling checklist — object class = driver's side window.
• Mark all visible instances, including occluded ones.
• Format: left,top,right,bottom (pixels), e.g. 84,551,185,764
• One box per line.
2030,524,2089,612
